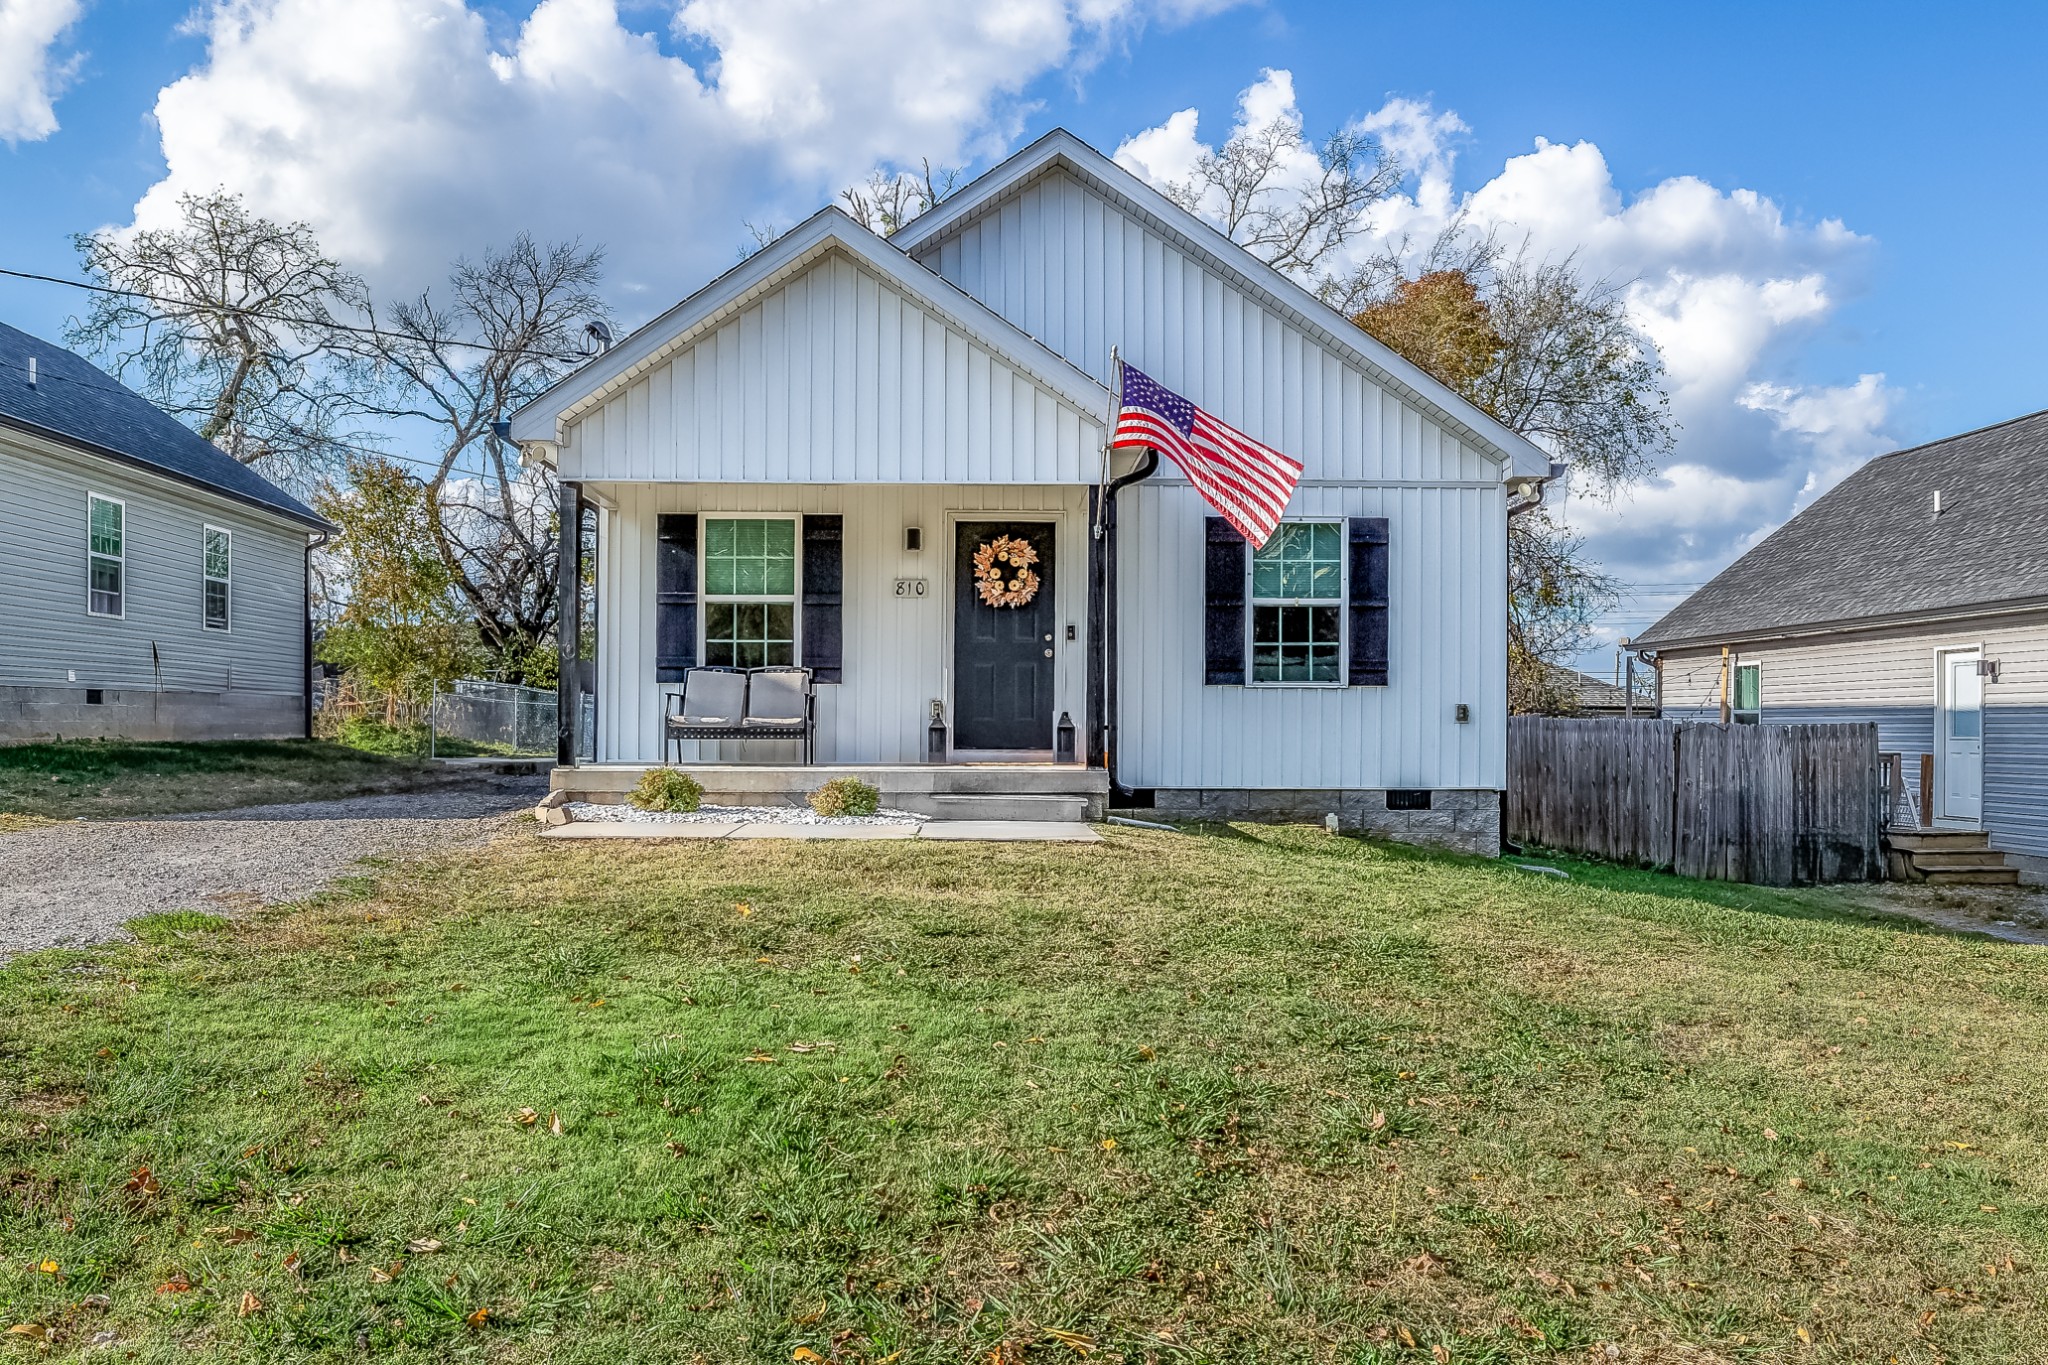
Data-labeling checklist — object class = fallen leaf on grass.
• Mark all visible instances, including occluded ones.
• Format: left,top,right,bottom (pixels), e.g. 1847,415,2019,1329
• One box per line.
7,1325,46,1340
1404,1251,1447,1276
792,1303,826,1326
465,1307,490,1330
238,1291,263,1318
1100,1138,1117,1151
791,1350,823,1363
735,901,752,917
1397,1326,1418,1349
1764,1128,1779,1142
155,1273,194,1294
282,1252,302,1278
405,1239,444,1255
514,1108,539,1127
743,1051,779,1064
369,1264,399,1284
1045,1326,1095,1352
36,1260,59,1276
1432,1346,1451,1364
548,1112,564,1137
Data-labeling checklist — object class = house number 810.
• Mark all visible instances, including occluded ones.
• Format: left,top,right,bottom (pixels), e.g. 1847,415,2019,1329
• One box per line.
893,578,928,598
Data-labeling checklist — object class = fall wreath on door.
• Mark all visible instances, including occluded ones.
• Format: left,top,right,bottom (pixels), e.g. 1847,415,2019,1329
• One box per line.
971,534,1041,608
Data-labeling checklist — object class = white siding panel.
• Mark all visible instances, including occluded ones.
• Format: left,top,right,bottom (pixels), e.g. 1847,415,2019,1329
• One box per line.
592,484,1091,765
560,252,1104,485
1658,615,2048,857
912,167,1502,487
1116,480,1506,792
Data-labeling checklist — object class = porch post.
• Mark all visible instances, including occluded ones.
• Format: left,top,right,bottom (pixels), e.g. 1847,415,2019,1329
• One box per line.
556,478,582,767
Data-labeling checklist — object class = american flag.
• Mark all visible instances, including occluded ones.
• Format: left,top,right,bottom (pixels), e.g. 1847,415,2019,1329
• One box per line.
1109,362,1303,546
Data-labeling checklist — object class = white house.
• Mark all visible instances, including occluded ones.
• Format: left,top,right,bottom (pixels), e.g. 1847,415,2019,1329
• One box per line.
510,131,1550,852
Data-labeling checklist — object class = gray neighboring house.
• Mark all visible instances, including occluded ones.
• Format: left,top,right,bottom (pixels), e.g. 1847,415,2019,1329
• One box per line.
0,321,330,743
1635,409,2048,882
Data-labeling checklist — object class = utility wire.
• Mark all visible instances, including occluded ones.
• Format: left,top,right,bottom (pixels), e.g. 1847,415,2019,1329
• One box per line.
14,363,499,482
0,264,596,364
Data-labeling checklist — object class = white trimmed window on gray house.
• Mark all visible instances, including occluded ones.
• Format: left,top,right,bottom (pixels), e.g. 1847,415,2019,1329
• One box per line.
1249,520,1344,684
87,492,124,618
203,525,232,631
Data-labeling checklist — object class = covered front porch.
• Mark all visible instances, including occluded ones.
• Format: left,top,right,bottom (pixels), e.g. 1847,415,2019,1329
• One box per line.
558,480,1104,773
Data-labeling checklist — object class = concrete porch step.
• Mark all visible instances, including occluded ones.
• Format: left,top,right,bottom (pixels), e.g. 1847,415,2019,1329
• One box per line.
912,792,1093,822
552,763,1108,821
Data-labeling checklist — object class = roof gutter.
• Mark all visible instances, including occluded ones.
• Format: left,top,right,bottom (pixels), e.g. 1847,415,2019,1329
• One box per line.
1634,592,2048,656
1507,461,1568,518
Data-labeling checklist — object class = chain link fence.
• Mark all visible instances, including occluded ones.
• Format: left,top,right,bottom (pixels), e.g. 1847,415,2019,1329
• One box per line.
430,680,558,757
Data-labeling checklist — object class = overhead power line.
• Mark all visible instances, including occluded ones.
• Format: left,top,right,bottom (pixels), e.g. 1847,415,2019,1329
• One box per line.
0,264,595,364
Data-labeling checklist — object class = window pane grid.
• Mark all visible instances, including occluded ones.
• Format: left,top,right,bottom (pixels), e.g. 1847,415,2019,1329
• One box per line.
203,528,231,629
89,497,122,558
704,602,795,669
703,518,795,598
1249,520,1343,683
88,496,122,615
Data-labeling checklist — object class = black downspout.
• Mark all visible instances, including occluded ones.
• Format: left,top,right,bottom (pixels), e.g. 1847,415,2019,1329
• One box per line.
556,478,582,768
1092,448,1159,805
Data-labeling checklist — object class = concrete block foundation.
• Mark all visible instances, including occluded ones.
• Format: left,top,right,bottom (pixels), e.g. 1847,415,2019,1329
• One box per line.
0,685,304,744
1143,788,1502,857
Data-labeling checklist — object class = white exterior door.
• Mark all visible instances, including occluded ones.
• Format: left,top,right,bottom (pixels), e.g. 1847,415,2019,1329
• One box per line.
1938,649,1984,824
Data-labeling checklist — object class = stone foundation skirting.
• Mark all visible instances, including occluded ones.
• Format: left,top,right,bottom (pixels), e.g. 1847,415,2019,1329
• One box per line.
1144,788,1502,857
0,685,304,744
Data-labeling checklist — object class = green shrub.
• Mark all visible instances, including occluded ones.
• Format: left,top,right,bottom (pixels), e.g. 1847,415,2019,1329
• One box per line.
809,777,880,818
629,768,704,813
337,716,431,756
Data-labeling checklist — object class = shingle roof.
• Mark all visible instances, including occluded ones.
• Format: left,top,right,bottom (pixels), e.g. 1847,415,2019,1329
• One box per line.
1635,409,2048,648
0,321,325,528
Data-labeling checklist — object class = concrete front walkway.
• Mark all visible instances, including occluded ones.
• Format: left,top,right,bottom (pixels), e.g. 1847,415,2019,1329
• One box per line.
539,819,1099,843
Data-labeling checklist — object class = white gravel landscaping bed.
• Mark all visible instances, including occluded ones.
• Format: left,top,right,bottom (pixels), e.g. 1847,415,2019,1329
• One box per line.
566,801,925,826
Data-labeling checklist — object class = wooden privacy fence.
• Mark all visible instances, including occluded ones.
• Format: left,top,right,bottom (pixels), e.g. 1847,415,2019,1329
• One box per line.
1507,718,1884,885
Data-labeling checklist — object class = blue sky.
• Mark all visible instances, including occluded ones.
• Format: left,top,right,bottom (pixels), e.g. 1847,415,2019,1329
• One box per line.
4,0,2043,659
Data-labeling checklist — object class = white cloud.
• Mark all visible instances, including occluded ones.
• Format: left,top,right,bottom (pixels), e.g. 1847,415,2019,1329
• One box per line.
0,0,84,144
131,0,1243,303
1117,72,1904,632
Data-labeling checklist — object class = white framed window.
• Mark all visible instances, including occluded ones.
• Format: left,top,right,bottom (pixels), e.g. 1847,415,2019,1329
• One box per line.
87,493,124,618
202,525,232,631
700,515,799,668
1248,520,1345,685
1733,662,1761,724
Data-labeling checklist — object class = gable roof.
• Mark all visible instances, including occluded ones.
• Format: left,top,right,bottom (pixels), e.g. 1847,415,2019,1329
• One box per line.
1635,409,2048,650
508,207,1112,448
0,321,325,528
892,129,1554,481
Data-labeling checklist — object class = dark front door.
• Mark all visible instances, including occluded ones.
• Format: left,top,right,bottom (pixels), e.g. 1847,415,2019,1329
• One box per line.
954,521,1056,750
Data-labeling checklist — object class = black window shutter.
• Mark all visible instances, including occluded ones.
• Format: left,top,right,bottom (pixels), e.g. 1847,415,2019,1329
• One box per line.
655,514,697,682
801,514,843,684
1347,516,1390,686
1203,516,1246,686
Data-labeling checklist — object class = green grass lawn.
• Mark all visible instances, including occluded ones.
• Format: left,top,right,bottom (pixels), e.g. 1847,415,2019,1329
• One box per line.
2,826,2043,1362
0,740,460,821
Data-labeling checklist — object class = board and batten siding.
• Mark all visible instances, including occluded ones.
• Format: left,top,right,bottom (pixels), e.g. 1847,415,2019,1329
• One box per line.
559,250,1105,486
0,428,309,695
1117,479,1507,792
1657,613,2048,859
591,483,1091,765
911,166,1500,487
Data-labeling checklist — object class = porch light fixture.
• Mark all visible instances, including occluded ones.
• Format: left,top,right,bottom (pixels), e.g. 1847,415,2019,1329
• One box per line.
927,699,948,762
1055,711,1076,764
905,527,922,552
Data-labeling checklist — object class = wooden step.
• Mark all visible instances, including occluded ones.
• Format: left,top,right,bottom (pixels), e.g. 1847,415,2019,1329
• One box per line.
1923,866,2022,886
1912,849,2018,870
1887,829,1990,852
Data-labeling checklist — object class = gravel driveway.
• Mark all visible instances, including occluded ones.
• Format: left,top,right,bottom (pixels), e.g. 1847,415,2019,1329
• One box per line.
0,777,545,958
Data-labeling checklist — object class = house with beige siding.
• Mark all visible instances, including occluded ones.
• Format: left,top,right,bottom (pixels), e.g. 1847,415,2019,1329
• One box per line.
511,130,1552,851
1636,410,2048,883
0,322,328,742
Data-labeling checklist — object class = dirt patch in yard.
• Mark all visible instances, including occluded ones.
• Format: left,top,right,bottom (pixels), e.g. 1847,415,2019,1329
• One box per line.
0,775,545,959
